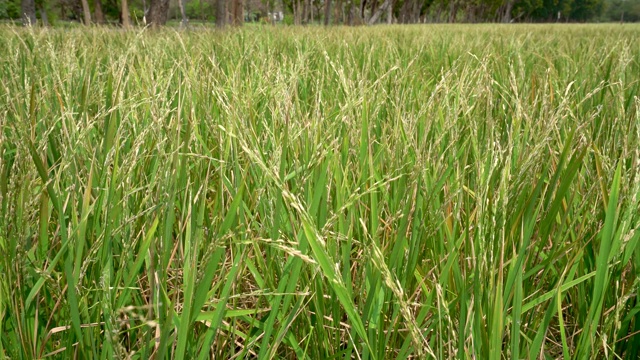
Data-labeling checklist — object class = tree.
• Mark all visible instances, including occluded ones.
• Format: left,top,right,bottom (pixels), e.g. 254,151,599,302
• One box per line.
216,0,226,26
294,0,302,24
302,0,309,23
2,0,621,24
398,0,422,23
38,2,49,25
513,0,543,21
122,0,131,27
148,0,170,25
604,0,640,22
178,0,188,27
81,0,92,24
503,0,515,22
21,0,37,25
368,0,392,23
324,0,332,24
95,0,106,23
230,0,242,25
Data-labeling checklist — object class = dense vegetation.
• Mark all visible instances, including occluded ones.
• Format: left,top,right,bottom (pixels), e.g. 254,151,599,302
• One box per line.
1,24,640,359
2,0,640,26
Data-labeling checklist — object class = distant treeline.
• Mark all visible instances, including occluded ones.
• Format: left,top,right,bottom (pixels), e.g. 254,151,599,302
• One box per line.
2,0,639,26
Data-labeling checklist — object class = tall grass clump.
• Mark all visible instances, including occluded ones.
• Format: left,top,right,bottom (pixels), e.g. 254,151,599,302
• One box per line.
1,24,639,359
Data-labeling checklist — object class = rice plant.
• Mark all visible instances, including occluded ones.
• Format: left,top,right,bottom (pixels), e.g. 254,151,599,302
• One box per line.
1,24,639,359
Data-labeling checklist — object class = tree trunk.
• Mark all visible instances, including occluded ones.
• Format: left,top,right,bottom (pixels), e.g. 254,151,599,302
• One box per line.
386,0,391,23
294,0,301,24
21,0,37,26
38,4,49,25
502,0,514,23
216,0,226,26
122,0,132,27
81,0,92,24
324,0,331,25
310,0,315,23
370,0,377,22
179,0,188,27
477,2,485,21
148,0,170,26
94,0,106,24
367,0,391,24
411,0,419,23
399,0,408,23
301,0,307,23
230,0,242,25
448,0,456,23
435,3,442,22
465,3,474,22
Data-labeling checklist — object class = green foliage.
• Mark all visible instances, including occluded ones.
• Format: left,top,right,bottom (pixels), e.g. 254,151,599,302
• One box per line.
0,24,639,359
604,0,640,21
184,0,214,21
102,0,126,21
283,13,294,24
0,0,21,19
571,0,606,20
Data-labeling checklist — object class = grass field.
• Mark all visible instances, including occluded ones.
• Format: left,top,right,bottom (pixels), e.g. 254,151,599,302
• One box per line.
1,24,639,359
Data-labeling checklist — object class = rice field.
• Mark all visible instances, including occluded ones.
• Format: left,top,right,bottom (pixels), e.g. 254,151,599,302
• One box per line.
1,24,639,359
